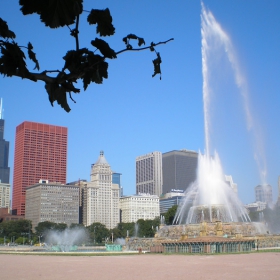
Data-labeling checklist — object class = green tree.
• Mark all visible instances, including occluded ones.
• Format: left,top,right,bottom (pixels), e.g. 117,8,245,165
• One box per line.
69,223,85,229
110,222,134,239
35,221,67,236
136,217,160,238
0,237,10,244
0,219,32,240
248,210,261,222
0,1,173,112
164,205,178,225
110,227,122,240
87,222,110,244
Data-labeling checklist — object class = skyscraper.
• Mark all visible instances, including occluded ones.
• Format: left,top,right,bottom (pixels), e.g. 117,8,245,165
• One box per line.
0,98,10,184
136,151,162,196
83,151,120,229
12,121,67,216
162,149,198,194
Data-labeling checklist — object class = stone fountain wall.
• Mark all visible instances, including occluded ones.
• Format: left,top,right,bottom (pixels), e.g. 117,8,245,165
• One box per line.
156,221,268,239
124,222,280,251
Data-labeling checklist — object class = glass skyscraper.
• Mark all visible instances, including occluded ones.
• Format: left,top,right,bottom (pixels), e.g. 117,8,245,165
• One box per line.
162,150,198,194
0,99,10,184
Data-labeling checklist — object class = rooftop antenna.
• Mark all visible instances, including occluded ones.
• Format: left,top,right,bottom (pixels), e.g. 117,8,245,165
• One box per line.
0,98,3,119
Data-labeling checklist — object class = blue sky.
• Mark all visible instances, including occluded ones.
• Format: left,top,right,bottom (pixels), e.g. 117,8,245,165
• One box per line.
1,0,279,204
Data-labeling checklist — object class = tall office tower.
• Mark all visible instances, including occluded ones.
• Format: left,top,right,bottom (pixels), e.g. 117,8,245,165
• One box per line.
12,121,67,216
136,151,162,196
162,149,198,194
0,99,10,184
255,184,273,206
83,151,120,229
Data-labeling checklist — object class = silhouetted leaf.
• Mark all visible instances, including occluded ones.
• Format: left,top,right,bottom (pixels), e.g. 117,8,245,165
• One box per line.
125,34,138,40
45,82,71,112
20,0,83,28
138,37,145,46
123,34,145,47
152,52,162,79
27,42,40,70
87,8,115,36
82,58,108,89
91,38,116,58
61,81,80,93
63,49,86,73
0,18,16,39
0,42,29,77
19,0,42,15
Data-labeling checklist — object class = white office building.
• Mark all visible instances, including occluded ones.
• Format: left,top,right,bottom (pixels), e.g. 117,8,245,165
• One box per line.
83,151,120,229
0,182,10,209
120,193,160,223
136,151,162,196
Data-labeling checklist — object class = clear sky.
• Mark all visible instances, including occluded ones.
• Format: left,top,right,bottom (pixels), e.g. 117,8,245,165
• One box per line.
1,0,279,204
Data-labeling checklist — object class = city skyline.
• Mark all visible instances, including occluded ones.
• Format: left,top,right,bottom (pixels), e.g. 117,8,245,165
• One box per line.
1,1,280,204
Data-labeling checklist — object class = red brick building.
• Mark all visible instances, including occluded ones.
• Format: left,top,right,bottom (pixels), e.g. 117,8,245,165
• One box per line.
12,121,67,216
0,208,24,222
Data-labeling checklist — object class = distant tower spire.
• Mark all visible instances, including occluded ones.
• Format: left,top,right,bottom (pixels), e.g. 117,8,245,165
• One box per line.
0,98,3,119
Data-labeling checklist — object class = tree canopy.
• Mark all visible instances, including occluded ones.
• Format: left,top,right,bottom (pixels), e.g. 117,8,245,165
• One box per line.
164,205,178,225
0,219,31,239
0,0,173,112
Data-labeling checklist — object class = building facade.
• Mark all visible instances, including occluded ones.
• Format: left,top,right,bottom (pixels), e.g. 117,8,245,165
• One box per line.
162,149,198,194
255,184,273,206
159,189,185,214
67,179,87,224
0,182,10,209
83,151,120,229
25,180,79,230
136,151,162,196
12,121,67,216
112,172,123,197
245,201,267,212
0,99,10,184
120,193,160,223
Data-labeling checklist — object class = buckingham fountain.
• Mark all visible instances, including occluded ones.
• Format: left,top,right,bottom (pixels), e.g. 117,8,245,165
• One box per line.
127,3,279,253
154,3,268,241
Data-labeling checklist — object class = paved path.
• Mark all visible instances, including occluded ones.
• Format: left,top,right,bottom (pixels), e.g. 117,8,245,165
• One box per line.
1,252,280,279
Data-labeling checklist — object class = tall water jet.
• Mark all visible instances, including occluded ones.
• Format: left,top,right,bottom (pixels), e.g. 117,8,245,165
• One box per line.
201,2,267,184
174,2,264,224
